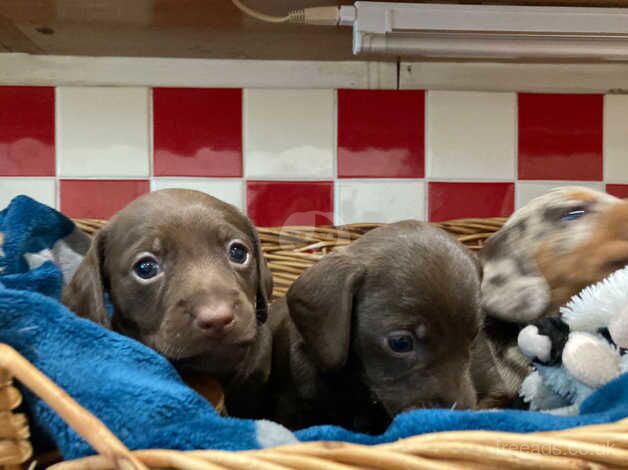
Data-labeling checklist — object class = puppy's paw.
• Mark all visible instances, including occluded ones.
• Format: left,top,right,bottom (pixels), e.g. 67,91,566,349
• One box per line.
518,325,552,363
562,332,621,389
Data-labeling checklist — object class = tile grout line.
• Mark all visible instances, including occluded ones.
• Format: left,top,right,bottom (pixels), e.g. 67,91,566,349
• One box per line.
603,94,607,191
424,90,430,221
333,88,340,225
514,92,520,209
148,86,155,191
241,88,247,214
54,86,61,210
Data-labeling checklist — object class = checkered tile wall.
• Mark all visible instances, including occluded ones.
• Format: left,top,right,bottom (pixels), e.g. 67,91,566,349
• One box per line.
1,85,626,225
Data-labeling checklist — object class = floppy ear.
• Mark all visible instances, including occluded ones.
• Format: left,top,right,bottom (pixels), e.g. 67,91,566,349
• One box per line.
287,254,366,371
480,225,550,323
245,220,273,324
61,228,111,327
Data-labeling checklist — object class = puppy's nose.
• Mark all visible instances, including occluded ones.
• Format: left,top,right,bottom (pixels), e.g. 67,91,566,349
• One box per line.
193,304,235,336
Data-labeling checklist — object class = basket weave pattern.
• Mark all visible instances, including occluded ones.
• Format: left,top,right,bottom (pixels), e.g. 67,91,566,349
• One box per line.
0,369,32,470
0,217,625,469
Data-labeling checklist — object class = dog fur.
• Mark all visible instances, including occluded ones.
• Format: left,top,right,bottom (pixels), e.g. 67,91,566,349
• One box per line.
476,186,628,406
256,220,481,433
62,188,274,395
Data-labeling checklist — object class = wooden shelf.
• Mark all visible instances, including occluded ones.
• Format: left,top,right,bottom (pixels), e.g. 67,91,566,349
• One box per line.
0,1,627,60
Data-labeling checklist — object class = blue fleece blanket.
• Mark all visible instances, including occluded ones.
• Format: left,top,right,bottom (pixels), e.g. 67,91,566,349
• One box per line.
0,196,627,460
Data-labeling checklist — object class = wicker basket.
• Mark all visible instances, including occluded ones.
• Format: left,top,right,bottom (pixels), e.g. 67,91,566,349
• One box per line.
0,369,32,470
0,231,32,470
0,217,627,469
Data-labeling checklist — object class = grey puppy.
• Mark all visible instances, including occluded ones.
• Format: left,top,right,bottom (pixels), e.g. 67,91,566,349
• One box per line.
62,188,273,395
261,220,481,433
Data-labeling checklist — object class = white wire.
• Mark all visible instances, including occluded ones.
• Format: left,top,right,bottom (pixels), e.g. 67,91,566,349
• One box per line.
231,0,290,24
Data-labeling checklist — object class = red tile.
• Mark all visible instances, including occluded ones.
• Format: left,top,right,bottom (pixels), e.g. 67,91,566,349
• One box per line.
247,181,333,227
153,88,242,177
518,93,603,181
606,184,628,200
60,180,150,219
338,89,424,178
428,182,514,222
0,86,54,176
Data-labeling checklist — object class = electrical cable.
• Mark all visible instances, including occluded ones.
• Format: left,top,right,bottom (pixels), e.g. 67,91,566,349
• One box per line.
231,0,340,26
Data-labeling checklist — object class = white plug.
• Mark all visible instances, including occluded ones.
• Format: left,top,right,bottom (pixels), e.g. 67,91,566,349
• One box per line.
232,1,346,27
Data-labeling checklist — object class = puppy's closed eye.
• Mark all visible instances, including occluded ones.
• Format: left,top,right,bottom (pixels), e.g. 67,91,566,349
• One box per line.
559,205,589,222
542,203,591,224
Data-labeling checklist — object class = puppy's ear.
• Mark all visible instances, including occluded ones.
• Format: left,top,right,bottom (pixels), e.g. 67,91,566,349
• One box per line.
287,254,366,371
61,228,111,327
245,220,273,324
480,225,550,323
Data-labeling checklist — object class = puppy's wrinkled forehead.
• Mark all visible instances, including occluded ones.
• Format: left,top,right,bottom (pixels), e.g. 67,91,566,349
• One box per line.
482,187,618,260
105,189,252,254
361,224,481,333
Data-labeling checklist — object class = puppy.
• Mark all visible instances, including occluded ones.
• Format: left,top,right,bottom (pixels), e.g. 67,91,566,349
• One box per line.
260,220,481,433
475,186,628,407
62,189,273,399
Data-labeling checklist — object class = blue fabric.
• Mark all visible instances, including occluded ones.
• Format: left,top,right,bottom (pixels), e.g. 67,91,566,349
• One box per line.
297,373,628,444
0,195,626,460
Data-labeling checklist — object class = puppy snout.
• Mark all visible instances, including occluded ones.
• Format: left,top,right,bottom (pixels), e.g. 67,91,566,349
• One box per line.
454,389,477,410
404,393,475,412
193,303,236,336
437,373,477,411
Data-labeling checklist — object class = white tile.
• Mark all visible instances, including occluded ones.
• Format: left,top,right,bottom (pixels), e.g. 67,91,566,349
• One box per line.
426,91,516,180
244,89,334,178
57,87,150,177
336,180,425,224
604,95,628,184
0,178,56,209
152,178,244,211
516,181,605,209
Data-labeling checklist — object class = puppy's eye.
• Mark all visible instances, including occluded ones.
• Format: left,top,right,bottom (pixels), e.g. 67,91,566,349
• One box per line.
387,334,415,354
560,207,588,222
133,257,161,280
228,242,249,265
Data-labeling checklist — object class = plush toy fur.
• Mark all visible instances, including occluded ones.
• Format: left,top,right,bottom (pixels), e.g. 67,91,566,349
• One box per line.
518,266,628,415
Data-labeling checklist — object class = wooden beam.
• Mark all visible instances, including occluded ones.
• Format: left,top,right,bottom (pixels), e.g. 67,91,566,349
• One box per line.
0,13,43,54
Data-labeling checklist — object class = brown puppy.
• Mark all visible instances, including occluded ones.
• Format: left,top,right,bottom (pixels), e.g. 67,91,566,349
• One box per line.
62,188,273,396
475,186,628,408
261,220,481,434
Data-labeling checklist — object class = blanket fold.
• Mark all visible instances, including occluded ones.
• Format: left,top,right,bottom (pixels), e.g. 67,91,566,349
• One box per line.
0,196,625,459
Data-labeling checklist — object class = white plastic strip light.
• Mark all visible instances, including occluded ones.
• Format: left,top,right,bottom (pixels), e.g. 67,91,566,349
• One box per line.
338,2,628,61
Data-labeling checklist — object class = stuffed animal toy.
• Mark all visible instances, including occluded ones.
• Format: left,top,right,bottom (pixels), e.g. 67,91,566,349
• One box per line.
517,265,628,415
